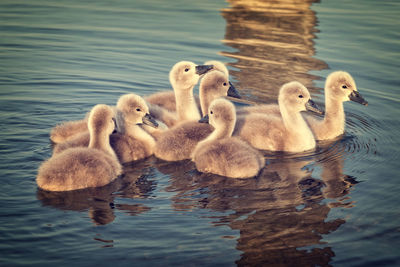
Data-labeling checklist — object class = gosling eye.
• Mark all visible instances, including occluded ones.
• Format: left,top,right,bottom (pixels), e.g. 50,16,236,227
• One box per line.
342,85,348,89
223,82,227,86
184,68,190,72
136,108,141,112
210,111,213,115
298,95,303,98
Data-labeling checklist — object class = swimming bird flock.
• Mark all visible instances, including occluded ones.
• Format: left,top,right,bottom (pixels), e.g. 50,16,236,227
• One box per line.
37,60,368,191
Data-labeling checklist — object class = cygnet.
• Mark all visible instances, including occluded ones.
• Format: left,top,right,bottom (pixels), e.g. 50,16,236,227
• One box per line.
145,61,213,126
110,93,158,163
36,104,122,191
192,98,265,178
233,81,323,152
304,71,368,140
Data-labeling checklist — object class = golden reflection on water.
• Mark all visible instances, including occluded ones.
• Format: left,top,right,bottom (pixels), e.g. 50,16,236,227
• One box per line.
161,143,357,266
221,0,328,103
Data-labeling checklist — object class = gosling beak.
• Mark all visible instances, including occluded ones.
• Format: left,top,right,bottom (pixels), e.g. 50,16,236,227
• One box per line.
198,114,209,124
195,64,214,75
142,113,159,128
227,81,241,99
112,118,118,134
305,99,325,115
349,90,368,106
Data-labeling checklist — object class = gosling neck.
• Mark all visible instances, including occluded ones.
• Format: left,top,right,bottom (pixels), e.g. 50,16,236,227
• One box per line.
281,107,309,133
204,119,235,143
125,122,156,148
280,104,315,148
199,84,213,117
175,85,200,121
323,95,346,135
89,129,117,159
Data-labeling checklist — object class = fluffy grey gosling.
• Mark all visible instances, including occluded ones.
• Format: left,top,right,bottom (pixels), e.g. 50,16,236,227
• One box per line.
36,104,122,191
192,98,265,178
303,71,368,140
145,61,213,126
234,81,324,152
110,94,158,163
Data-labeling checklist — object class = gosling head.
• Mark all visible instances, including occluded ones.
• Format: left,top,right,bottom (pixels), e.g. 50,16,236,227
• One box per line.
88,104,116,137
204,60,229,77
200,71,241,102
200,98,236,131
204,60,240,99
169,61,213,90
279,81,324,115
326,71,368,106
116,94,158,128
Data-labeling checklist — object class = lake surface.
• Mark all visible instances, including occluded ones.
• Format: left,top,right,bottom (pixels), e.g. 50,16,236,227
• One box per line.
1,0,399,266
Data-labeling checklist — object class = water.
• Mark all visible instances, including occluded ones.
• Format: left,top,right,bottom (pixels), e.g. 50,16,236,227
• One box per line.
0,0,399,266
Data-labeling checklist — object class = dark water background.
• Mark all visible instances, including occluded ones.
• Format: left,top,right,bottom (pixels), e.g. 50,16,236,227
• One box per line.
1,0,399,266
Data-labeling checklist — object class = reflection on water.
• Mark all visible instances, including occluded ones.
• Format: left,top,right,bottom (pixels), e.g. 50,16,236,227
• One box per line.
37,161,156,225
221,0,328,103
160,142,357,265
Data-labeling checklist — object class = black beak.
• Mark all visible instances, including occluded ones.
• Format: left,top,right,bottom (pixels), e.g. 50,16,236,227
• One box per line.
349,90,368,106
227,81,241,99
198,114,209,124
195,64,214,75
142,113,158,128
305,99,325,115
112,118,118,134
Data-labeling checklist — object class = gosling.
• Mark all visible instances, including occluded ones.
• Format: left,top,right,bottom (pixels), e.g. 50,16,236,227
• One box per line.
192,98,265,178
234,81,324,152
36,104,122,191
145,61,213,126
